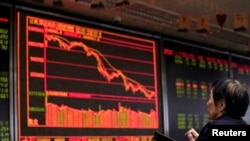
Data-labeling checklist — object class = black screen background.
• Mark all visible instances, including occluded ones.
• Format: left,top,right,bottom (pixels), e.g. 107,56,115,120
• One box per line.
0,4,10,141
163,39,230,141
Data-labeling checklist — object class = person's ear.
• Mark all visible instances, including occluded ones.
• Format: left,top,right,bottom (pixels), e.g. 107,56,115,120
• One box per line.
218,100,226,112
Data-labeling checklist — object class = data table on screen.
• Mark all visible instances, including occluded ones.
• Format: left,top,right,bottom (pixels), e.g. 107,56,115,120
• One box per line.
163,40,229,141
231,54,250,123
0,4,10,141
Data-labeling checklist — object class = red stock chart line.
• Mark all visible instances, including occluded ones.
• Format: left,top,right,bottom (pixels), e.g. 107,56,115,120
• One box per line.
44,34,156,99
18,15,159,130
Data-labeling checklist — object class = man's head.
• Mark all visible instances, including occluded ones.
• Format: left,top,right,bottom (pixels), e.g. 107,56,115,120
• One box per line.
207,78,249,120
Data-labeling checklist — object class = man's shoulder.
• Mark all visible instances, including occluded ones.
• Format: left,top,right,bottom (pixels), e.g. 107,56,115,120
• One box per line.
208,117,247,125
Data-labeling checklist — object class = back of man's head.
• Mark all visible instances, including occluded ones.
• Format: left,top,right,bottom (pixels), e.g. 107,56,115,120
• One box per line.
212,78,249,117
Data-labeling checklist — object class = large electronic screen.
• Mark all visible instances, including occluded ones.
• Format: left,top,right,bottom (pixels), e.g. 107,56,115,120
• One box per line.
0,4,10,141
17,11,162,140
231,54,250,123
163,39,229,141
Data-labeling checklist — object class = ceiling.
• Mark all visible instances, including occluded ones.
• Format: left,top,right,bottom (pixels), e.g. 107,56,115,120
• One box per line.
17,0,250,53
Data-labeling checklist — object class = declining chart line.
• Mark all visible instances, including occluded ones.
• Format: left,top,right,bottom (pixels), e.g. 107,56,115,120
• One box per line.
45,34,155,99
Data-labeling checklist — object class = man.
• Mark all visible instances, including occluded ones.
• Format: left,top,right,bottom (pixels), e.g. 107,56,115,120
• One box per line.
185,78,249,141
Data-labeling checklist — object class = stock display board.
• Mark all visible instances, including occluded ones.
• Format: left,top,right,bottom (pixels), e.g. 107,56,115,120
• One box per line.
17,11,162,141
163,39,229,141
0,4,10,141
231,54,250,123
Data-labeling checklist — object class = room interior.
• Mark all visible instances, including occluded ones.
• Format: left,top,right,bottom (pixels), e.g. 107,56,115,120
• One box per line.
1,1,250,141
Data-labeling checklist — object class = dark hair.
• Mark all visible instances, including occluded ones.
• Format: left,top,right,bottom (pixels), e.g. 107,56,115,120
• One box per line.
211,78,250,117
